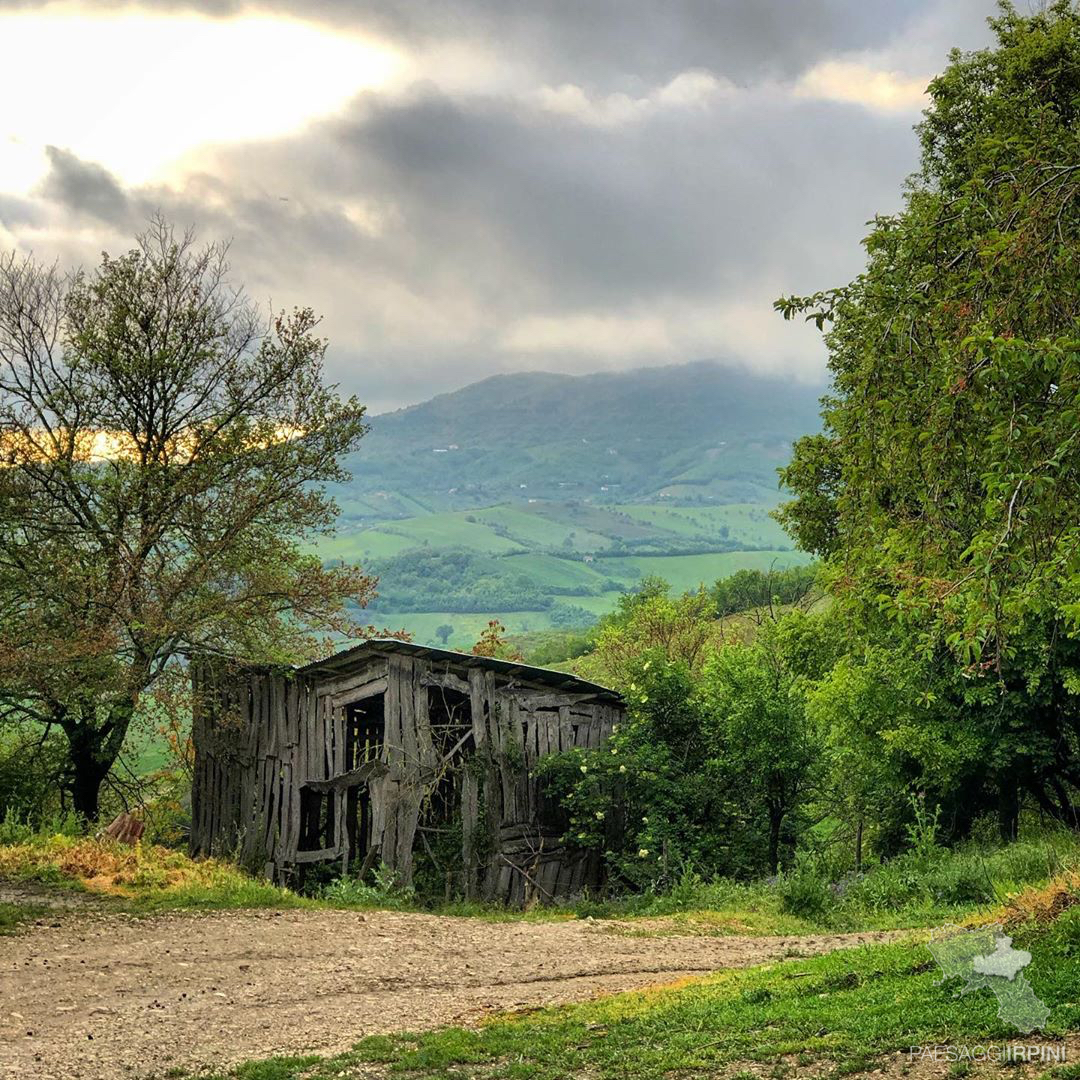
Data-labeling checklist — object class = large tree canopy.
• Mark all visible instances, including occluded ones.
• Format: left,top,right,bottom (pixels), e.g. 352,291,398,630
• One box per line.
776,2,1080,831
0,221,376,819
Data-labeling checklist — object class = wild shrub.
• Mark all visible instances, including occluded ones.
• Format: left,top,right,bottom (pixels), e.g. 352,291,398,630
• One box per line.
536,653,745,890
778,857,833,921
319,866,417,910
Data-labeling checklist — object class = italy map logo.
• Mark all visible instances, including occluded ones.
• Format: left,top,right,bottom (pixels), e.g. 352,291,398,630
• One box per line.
928,925,1050,1034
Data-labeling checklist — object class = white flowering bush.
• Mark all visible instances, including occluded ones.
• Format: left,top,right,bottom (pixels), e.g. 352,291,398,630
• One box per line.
534,651,748,890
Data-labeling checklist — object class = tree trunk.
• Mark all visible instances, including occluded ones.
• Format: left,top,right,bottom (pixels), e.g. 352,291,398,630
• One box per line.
767,804,783,873
61,700,136,824
997,778,1019,843
71,758,109,822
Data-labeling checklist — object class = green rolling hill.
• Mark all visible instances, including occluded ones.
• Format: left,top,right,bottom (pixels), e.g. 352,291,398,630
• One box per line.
322,361,822,646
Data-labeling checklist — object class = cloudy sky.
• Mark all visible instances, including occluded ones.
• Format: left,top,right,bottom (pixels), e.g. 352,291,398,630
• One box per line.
0,1,997,411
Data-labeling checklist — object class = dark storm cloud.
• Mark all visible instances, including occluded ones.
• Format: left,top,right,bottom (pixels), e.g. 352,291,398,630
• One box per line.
362,90,912,299
0,1,946,84
31,80,913,405
4,0,1001,408
40,146,130,225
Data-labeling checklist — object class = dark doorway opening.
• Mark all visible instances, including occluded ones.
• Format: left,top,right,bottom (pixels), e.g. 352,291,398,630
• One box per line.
345,694,385,770
425,685,474,824
298,786,335,851
343,693,386,869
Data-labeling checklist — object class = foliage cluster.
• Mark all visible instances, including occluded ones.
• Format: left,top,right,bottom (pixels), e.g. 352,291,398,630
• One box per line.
776,1,1080,834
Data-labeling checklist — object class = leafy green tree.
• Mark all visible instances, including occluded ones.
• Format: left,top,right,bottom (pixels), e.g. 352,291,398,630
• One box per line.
711,564,818,618
578,578,718,684
699,616,830,871
536,654,746,887
807,647,934,866
775,2,1080,830
435,624,454,646
0,221,376,820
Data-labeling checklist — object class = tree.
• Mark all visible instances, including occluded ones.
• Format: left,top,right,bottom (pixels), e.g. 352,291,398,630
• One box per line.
711,564,818,619
775,2,1080,830
807,646,934,866
536,653,748,887
435,624,454,646
0,221,377,820
578,578,718,684
471,620,524,661
699,617,828,872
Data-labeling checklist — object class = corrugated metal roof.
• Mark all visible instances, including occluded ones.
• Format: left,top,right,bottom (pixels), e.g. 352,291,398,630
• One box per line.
299,638,622,702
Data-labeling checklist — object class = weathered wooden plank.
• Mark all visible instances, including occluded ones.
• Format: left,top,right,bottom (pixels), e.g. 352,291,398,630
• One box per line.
539,855,561,901
292,846,340,864
329,676,388,710
267,674,280,759
334,785,347,868
420,670,471,695
245,672,261,759
414,661,436,771
317,660,390,699
304,760,389,792
370,773,390,862
584,707,601,749
321,695,335,780
558,706,573,752
397,656,419,774
468,667,489,749
392,787,423,885
515,692,598,711
461,770,479,900
279,760,295,866
305,683,320,780
385,659,404,775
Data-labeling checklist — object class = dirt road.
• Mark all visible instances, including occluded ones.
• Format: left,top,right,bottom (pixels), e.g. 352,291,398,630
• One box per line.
0,908,899,1079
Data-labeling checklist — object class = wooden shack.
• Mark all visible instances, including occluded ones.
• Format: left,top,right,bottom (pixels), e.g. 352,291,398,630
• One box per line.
190,639,624,904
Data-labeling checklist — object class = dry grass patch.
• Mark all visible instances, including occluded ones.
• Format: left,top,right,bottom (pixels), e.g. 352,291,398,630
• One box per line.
998,872,1080,929
0,835,308,910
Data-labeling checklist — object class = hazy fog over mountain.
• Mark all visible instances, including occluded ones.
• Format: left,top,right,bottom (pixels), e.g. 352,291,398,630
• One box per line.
344,361,823,516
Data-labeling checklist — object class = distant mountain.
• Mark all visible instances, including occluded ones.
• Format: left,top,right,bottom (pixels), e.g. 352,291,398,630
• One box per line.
338,362,823,522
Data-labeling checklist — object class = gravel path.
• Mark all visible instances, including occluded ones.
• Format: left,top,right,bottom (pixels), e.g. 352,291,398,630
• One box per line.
0,908,899,1079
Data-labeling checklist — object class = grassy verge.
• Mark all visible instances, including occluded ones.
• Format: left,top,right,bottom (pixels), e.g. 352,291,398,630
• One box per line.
1,830,1078,933
184,905,1080,1080
0,899,51,934
0,835,312,914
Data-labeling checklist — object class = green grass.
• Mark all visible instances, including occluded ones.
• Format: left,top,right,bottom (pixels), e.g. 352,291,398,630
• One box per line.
8,830,1071,938
603,550,810,594
368,610,570,650
618,502,793,547
320,529,419,559
501,552,615,590
182,910,1080,1080
0,900,49,934
370,512,528,554
474,505,615,551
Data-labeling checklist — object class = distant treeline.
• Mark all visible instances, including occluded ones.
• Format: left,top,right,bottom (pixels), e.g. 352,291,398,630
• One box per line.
711,564,817,616
361,547,803,615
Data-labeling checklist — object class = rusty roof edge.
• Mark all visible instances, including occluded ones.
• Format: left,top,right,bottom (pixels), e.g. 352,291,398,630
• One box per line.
297,638,622,701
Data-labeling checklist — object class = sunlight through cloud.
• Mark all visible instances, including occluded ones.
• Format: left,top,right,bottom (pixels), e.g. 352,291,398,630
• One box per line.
0,9,405,194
